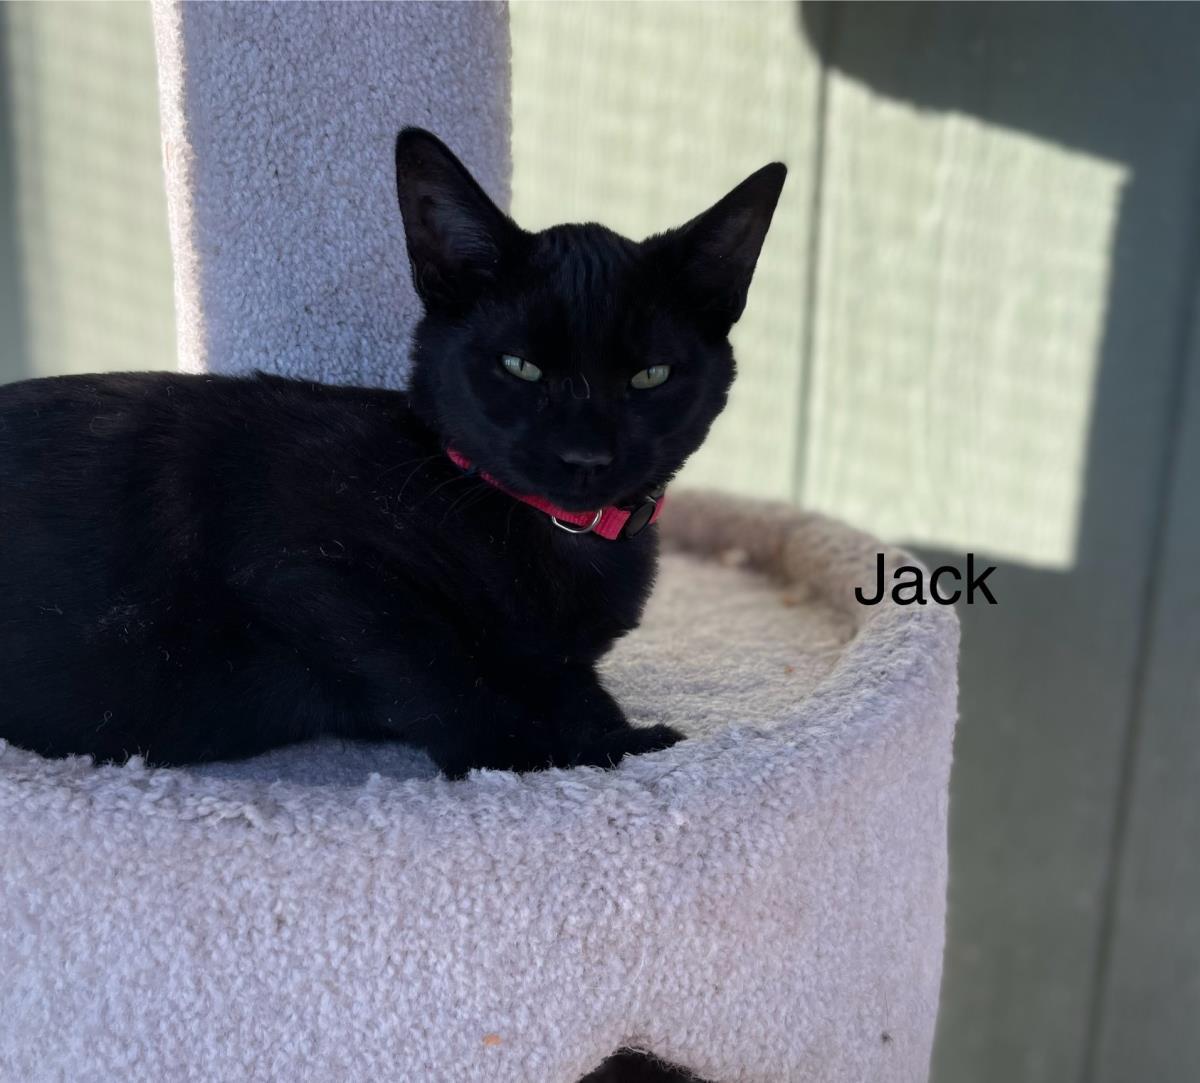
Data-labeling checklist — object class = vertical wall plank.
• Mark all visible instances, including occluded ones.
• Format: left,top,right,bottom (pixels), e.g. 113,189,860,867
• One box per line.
0,5,27,383
1092,284,1200,1082
806,72,1121,570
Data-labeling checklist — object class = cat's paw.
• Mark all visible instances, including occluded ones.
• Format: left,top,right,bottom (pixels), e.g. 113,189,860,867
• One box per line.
574,723,684,769
436,724,683,777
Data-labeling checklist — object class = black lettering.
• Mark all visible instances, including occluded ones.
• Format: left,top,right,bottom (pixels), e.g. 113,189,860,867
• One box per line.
966,553,997,604
929,565,962,605
891,564,927,606
854,552,887,605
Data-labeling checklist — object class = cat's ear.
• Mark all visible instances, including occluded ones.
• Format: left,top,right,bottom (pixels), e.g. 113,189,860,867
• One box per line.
649,162,787,332
395,128,521,310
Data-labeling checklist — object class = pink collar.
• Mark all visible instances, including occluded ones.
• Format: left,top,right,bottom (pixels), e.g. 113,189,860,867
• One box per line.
446,447,665,540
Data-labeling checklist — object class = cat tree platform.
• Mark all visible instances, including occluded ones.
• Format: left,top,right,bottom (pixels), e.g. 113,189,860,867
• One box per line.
1,491,956,1082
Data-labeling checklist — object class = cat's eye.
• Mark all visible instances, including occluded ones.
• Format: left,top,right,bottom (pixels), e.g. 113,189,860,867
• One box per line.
630,365,671,390
501,354,542,382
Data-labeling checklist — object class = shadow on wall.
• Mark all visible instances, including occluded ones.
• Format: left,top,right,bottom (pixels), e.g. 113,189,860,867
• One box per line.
799,4,1200,1083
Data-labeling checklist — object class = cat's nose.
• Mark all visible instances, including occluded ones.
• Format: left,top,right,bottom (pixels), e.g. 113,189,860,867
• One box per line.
557,447,614,469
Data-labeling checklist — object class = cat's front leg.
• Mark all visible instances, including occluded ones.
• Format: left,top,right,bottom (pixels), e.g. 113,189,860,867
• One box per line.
367,652,680,777
387,677,564,779
522,661,684,770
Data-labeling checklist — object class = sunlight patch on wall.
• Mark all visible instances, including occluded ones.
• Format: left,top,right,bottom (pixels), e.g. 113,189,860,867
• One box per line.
511,0,818,501
805,77,1124,570
4,1,174,379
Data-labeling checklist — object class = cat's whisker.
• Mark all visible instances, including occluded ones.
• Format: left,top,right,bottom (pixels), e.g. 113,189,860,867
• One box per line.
425,471,480,501
440,480,501,524
563,374,592,401
373,452,438,484
394,454,442,503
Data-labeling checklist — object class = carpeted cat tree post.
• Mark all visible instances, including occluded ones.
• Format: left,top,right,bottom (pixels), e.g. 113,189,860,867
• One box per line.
153,0,510,386
0,4,958,1082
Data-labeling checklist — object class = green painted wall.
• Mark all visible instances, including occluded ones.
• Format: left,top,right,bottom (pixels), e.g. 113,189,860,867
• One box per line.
0,0,174,382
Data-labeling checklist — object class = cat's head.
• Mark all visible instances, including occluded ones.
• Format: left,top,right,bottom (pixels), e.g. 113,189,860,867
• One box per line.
395,128,785,512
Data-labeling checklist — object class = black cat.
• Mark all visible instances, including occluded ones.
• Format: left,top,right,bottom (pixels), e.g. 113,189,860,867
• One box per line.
0,129,784,776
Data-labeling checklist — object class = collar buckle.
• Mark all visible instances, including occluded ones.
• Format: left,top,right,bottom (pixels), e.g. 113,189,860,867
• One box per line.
620,496,660,539
550,509,603,535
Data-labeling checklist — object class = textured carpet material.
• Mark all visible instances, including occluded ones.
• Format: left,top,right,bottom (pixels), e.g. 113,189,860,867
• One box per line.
152,0,510,386
1,492,958,1082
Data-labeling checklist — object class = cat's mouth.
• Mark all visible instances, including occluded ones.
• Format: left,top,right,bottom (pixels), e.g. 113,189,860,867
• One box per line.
505,461,643,513
461,442,661,514
533,480,625,513
536,475,662,515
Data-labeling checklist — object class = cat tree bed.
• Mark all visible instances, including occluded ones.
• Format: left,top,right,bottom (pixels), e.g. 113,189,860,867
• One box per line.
0,492,956,1082
0,5,957,1080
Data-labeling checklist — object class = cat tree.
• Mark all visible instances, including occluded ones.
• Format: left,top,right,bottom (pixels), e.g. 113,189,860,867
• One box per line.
0,4,958,1081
